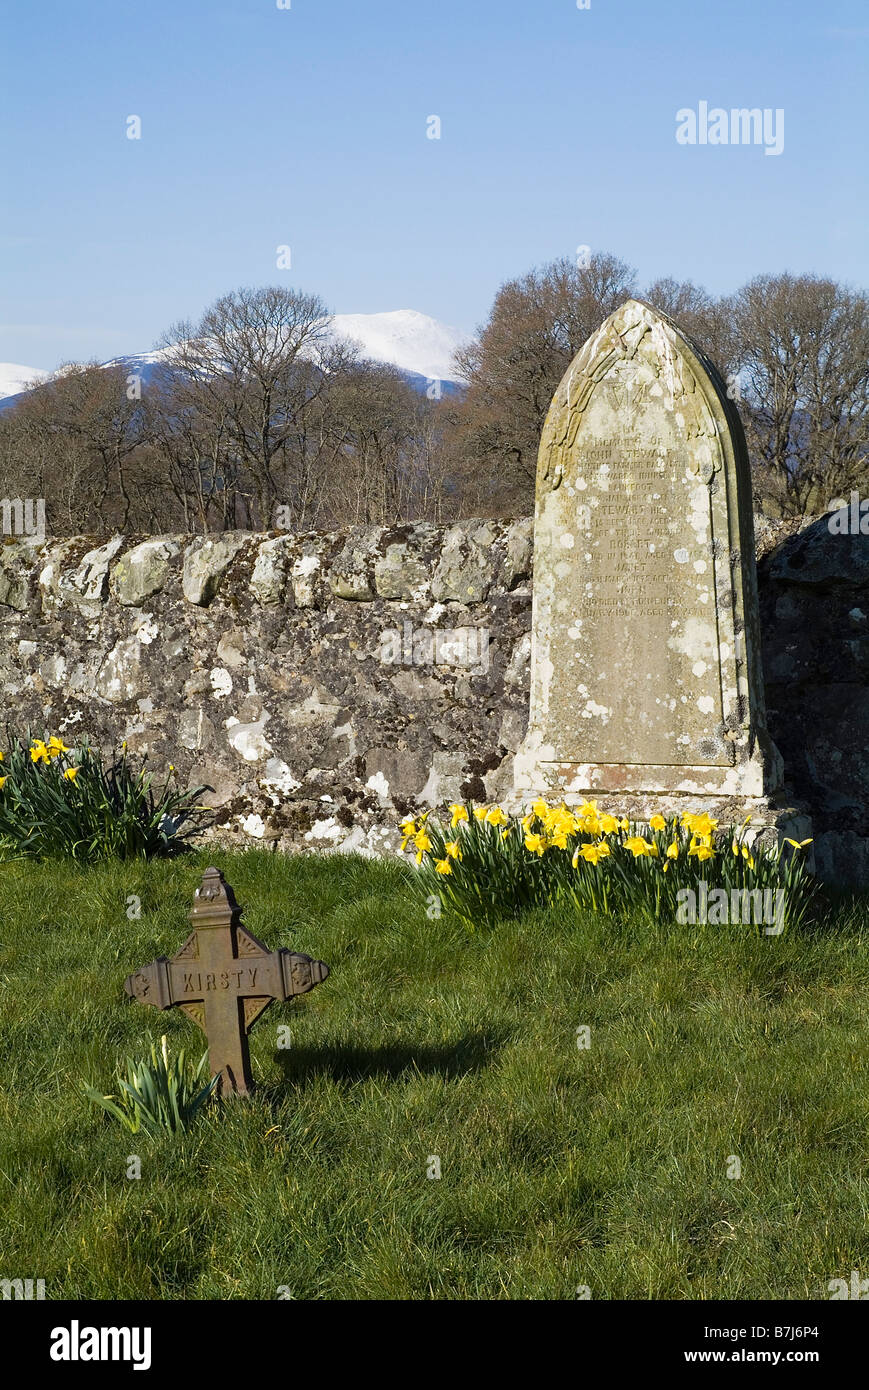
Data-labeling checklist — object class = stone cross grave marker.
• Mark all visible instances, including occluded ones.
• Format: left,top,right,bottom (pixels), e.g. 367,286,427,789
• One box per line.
514,298,804,837
124,866,329,1095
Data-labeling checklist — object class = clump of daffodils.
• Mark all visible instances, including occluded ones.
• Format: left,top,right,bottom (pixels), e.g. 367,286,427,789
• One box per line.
400,800,814,933
0,731,208,863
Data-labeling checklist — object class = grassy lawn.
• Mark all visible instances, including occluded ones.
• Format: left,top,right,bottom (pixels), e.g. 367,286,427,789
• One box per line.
0,848,867,1300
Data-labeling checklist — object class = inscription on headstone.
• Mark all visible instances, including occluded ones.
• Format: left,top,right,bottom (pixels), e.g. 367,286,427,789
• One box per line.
124,866,329,1095
515,298,783,807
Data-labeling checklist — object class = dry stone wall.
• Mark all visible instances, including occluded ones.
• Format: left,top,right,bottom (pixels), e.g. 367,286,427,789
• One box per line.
0,514,866,884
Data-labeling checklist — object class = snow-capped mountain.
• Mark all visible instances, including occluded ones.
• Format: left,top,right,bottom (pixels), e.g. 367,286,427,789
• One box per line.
330,310,466,384
0,362,49,401
0,310,468,410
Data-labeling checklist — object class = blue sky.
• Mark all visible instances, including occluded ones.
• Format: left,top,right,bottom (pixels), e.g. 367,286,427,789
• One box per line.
1,0,866,369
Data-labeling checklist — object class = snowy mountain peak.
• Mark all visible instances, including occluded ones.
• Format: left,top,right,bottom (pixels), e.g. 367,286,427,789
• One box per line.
329,310,467,384
0,362,49,401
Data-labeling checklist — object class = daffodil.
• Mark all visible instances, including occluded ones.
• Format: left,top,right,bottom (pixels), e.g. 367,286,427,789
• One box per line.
649,814,667,831
30,740,49,765
741,844,755,870
619,817,629,831
434,859,452,875
485,806,508,827
682,811,718,838
524,833,547,856
414,831,432,854
578,841,610,865
784,838,813,850
531,799,548,818
400,817,418,837
624,836,657,858
0,750,5,761
688,843,715,861
666,841,679,859
0,775,6,789
449,804,468,828
445,840,462,860
63,766,79,783
574,800,602,835
599,813,619,834
473,806,489,821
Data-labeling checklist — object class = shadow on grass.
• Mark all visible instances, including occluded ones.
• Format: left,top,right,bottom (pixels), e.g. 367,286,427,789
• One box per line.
269,1030,505,1089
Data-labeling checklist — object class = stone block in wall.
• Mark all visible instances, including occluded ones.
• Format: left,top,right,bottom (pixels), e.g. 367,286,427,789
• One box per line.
430,522,496,603
504,517,534,589
291,540,329,609
373,524,437,600
182,533,249,606
250,535,293,606
329,527,384,600
110,537,180,606
768,523,869,589
0,542,36,611
41,535,124,617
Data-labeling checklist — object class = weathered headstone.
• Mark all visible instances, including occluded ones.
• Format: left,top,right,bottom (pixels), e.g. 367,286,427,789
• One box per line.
514,298,805,837
124,866,329,1094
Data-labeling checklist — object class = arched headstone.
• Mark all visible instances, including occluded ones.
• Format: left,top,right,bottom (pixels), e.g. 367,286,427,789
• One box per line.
514,298,801,832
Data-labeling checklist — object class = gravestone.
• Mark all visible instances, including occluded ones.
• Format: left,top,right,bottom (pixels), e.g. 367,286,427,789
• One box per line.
514,298,805,838
124,866,329,1095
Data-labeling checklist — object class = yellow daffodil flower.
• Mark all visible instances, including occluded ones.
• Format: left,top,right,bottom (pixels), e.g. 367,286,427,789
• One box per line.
0,775,6,789
30,740,50,765
531,798,548,817
649,814,667,831
434,859,452,875
63,766,79,783
449,804,468,828
445,840,462,860
473,806,489,821
666,841,679,859
578,841,611,865
688,843,715,861
741,844,755,869
682,811,718,838
784,838,813,850
624,836,657,858
599,814,619,834
485,806,508,827
524,833,547,856
400,817,418,836
414,831,432,854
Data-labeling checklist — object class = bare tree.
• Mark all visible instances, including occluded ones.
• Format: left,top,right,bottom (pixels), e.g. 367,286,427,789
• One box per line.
727,273,869,516
450,252,638,512
157,286,354,529
0,363,149,533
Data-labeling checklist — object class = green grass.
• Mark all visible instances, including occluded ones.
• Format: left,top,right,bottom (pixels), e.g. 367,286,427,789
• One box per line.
1,848,868,1300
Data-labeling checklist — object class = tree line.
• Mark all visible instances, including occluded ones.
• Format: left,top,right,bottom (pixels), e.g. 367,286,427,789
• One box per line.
1,259,866,536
